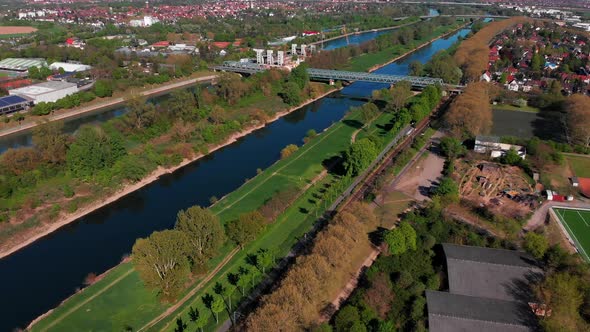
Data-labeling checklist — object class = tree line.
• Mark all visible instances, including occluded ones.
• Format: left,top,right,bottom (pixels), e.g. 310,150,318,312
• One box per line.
454,17,532,82
307,17,457,70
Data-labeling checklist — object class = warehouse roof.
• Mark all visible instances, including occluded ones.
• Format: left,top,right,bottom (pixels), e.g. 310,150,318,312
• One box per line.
49,62,92,72
443,244,543,302
0,95,31,108
426,291,537,332
10,81,77,96
0,58,47,71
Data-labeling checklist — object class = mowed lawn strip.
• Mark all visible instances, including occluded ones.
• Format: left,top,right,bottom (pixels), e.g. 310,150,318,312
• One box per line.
554,208,590,263
566,154,590,178
30,109,364,331
153,174,342,331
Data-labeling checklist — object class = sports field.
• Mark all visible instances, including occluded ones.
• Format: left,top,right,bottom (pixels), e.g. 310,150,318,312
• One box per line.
553,207,590,262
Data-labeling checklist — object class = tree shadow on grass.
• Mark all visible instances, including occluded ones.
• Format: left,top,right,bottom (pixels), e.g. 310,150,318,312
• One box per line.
343,119,364,129
323,155,346,176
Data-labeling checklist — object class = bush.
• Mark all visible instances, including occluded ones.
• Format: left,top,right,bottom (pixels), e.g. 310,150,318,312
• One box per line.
280,144,299,159
63,184,75,198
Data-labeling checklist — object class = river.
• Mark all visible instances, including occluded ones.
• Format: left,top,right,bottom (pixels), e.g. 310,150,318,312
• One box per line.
0,26,470,331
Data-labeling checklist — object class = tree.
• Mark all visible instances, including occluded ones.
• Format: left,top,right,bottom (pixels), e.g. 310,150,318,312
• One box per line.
343,138,379,177
175,206,226,271
388,80,412,112
66,126,126,177
256,248,273,274
125,95,156,130
439,136,464,159
281,144,299,159
565,94,590,147
409,61,424,76
444,82,492,137
290,63,309,90
132,230,190,299
433,177,459,202
359,103,379,127
94,80,113,97
226,211,266,247
32,121,68,164
524,232,548,259
334,305,361,332
280,81,302,106
384,222,416,255
188,306,208,332
236,267,251,295
531,52,542,71
211,294,225,323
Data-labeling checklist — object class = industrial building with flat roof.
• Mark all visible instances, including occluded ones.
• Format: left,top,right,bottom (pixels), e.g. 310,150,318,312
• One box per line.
426,244,542,332
9,81,79,104
0,58,47,73
0,95,33,115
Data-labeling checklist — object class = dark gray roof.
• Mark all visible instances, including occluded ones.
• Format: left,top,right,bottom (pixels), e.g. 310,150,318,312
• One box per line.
443,244,543,301
427,290,538,332
443,243,538,268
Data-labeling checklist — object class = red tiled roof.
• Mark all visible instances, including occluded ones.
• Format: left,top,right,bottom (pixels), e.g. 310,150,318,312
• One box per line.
579,178,590,198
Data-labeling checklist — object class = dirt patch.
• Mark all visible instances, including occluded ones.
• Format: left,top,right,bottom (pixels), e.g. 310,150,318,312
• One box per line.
0,26,37,35
456,160,538,220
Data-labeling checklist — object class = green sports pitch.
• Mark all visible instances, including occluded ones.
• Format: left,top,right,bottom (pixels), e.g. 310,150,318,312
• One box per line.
553,207,590,262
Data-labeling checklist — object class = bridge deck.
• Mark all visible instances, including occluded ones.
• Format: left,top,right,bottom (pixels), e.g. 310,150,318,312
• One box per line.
212,61,463,90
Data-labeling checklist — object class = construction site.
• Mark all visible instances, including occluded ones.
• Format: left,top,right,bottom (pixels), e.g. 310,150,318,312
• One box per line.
456,160,540,220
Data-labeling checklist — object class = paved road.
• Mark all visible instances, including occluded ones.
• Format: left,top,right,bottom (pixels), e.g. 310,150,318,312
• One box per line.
0,75,217,139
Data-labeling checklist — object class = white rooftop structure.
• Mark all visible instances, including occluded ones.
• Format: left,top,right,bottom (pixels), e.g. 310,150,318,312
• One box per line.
9,81,79,104
0,58,47,72
49,62,92,73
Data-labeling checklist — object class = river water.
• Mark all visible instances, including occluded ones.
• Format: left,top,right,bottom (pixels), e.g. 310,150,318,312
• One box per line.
0,25,470,331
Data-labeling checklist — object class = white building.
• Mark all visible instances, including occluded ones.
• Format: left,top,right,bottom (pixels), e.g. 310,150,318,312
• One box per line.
9,81,79,104
49,62,92,72
474,136,526,160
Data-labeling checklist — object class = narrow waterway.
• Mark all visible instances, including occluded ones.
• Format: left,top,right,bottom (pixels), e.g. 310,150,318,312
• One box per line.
0,26,470,331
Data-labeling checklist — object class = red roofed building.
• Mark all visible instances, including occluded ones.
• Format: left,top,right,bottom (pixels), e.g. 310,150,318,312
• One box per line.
152,41,170,48
211,41,231,49
0,79,32,90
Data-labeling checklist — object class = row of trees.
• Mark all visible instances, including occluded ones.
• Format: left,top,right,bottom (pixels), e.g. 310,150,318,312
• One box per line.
454,17,532,81
245,203,378,330
444,82,492,138
565,94,590,147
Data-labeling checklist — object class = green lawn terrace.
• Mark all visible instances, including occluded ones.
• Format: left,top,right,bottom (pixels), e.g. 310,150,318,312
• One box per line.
29,102,397,332
553,207,590,263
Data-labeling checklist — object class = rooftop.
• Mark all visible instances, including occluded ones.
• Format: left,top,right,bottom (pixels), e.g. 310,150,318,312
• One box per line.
443,244,542,302
0,95,31,108
0,58,47,71
426,291,537,332
10,81,77,96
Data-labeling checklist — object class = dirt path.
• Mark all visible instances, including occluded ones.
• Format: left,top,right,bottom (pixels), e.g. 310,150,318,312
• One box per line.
38,268,134,331
138,247,241,332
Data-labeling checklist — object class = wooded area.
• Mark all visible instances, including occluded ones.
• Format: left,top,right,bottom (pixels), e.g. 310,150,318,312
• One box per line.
444,82,493,137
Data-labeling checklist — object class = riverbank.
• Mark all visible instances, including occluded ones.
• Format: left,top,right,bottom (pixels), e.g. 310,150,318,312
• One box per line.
309,17,420,46
366,22,470,73
0,87,338,260
0,74,217,139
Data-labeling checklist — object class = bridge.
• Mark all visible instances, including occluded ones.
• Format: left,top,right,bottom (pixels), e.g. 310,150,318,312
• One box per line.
307,68,444,89
212,61,463,90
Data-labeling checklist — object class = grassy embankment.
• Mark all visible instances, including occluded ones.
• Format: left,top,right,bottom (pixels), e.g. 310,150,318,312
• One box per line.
345,21,466,72
31,86,423,331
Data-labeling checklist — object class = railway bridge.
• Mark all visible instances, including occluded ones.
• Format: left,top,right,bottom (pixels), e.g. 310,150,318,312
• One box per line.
212,61,464,91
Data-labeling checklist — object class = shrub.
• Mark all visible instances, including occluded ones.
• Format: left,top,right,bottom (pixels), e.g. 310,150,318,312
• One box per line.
280,144,299,159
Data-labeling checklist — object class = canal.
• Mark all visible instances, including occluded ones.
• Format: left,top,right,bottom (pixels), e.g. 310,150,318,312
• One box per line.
0,26,470,331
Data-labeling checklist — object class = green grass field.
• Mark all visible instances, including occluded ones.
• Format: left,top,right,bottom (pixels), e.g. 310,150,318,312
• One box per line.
30,106,377,332
566,154,590,178
554,207,590,263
